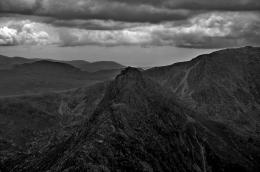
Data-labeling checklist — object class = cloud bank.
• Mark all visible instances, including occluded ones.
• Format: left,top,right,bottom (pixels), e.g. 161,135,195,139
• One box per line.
57,12,260,48
0,0,259,48
0,20,52,45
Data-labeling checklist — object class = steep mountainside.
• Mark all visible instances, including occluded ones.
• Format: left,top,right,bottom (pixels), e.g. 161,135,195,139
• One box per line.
3,67,259,172
0,60,120,96
144,46,260,137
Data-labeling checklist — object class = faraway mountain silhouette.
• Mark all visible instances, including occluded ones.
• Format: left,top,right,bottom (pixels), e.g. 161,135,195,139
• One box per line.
0,58,123,96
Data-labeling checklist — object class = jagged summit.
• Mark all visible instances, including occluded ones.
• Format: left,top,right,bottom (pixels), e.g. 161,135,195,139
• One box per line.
110,66,145,92
115,66,142,80
100,67,147,106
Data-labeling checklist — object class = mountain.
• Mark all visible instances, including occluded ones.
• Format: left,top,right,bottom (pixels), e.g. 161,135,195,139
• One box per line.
15,60,81,73
65,60,124,72
1,67,259,172
0,55,35,69
0,47,259,172
144,46,260,137
0,55,124,96
0,55,124,72
0,60,120,96
64,60,91,67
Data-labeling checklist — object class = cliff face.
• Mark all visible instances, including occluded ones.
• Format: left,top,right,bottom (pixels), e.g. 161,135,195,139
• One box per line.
145,46,260,137
5,67,259,172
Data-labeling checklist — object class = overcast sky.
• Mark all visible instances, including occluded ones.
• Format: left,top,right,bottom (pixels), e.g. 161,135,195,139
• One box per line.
0,0,259,66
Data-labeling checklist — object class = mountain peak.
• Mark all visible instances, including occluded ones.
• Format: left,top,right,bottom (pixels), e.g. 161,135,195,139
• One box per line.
116,67,142,80
101,67,145,102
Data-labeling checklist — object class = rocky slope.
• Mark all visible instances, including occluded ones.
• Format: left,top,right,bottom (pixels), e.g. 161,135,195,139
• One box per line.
2,67,259,172
144,46,260,137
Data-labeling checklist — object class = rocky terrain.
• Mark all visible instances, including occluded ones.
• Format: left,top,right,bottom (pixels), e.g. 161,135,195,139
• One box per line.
0,47,259,172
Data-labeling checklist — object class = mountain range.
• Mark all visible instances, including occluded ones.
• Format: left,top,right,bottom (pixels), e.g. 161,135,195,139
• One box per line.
0,46,259,172
0,56,124,96
0,55,124,72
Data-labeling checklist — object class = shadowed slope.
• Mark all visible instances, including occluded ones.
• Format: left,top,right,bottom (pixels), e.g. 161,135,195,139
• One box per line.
144,46,260,137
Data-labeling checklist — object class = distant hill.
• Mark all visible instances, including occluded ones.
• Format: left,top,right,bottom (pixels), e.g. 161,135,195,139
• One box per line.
0,55,35,69
15,60,81,73
0,60,121,96
0,55,124,72
65,60,124,72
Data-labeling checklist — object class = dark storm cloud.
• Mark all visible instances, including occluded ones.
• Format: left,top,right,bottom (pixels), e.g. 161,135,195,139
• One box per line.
0,0,192,23
0,0,42,14
112,0,260,11
0,0,259,23
51,19,144,30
